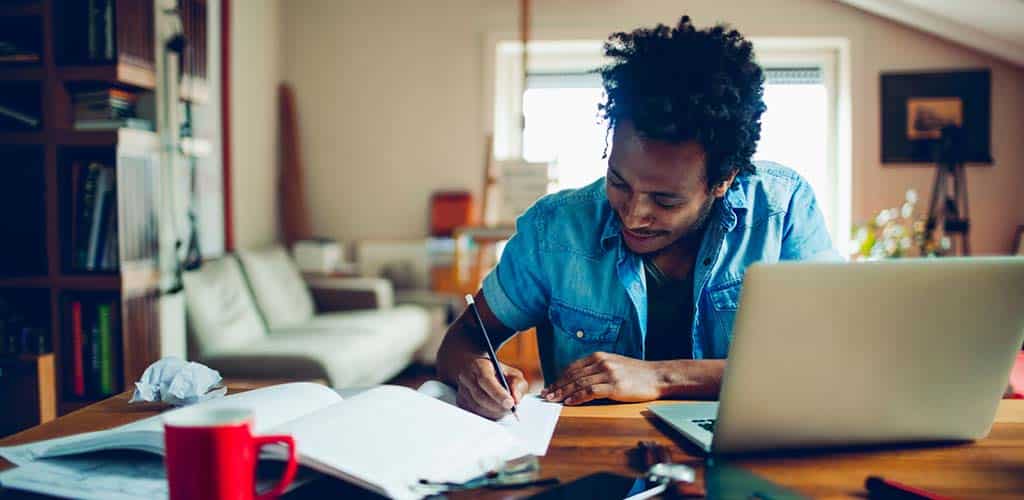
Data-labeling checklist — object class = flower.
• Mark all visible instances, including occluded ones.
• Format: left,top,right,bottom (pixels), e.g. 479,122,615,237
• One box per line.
850,189,943,260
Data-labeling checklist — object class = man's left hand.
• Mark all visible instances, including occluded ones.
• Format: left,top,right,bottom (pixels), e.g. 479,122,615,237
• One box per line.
541,352,663,405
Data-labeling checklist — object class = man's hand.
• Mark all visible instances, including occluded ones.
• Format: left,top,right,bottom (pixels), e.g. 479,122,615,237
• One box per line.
456,357,530,419
541,352,663,405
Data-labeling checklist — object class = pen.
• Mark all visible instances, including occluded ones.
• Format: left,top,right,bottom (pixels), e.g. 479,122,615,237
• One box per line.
865,476,951,500
464,294,520,421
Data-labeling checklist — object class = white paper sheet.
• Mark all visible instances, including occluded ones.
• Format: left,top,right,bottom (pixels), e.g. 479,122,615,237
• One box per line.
417,380,562,456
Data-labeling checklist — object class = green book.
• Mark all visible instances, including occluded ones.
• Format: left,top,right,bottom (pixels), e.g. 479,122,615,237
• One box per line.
97,303,114,395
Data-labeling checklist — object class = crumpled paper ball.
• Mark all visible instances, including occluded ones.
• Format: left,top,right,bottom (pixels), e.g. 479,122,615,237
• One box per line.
130,356,227,405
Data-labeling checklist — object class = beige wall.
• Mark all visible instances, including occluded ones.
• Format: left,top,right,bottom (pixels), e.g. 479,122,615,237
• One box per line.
230,0,282,249
278,0,1024,254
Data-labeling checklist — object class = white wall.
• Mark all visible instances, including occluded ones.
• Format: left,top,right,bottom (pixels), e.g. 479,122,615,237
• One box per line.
277,0,1024,254
230,0,282,249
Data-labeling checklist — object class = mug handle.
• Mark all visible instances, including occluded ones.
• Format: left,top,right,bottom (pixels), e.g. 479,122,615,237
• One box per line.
252,434,298,500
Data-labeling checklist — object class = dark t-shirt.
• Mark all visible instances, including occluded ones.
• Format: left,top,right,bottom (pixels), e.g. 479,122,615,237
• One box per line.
642,257,694,361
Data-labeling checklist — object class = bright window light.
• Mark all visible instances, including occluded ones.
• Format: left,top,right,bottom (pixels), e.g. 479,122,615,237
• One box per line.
522,86,609,192
754,81,832,235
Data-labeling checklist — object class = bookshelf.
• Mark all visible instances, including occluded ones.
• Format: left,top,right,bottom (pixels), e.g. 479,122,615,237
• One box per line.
0,0,197,433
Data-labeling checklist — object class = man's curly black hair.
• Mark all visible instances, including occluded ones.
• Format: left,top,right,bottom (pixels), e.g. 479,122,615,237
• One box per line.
600,16,766,189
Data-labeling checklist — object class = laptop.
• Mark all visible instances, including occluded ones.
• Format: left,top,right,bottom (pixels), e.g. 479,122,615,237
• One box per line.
649,257,1024,454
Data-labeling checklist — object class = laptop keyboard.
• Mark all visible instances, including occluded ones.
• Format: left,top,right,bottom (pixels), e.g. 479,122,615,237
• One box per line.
692,418,716,434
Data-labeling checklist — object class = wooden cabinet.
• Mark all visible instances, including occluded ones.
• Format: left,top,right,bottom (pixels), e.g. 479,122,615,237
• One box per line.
0,354,55,437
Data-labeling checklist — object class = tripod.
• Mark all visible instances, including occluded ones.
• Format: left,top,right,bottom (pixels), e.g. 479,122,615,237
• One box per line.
922,126,970,256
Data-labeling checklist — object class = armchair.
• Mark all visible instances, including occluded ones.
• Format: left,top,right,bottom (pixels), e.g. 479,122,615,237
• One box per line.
182,246,432,387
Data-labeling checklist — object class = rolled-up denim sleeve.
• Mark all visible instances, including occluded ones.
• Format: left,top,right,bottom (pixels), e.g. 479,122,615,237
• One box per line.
780,177,842,261
481,206,550,331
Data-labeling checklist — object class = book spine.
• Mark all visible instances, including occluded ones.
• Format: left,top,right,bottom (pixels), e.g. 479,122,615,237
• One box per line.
84,303,101,396
93,182,116,269
104,0,114,61
97,303,114,396
70,161,81,268
71,301,85,397
110,299,121,391
101,209,118,270
0,105,41,128
86,167,113,270
76,163,102,269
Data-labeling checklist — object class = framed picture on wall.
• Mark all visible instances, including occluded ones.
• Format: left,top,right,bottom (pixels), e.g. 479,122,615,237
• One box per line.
880,69,992,164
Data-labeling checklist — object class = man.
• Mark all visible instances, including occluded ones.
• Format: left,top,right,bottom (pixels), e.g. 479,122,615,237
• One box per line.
437,16,836,419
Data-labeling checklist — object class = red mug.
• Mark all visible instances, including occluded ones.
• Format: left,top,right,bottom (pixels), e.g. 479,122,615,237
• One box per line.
164,407,298,500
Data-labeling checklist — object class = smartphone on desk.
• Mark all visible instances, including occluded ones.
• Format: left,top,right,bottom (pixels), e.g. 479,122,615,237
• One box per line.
525,472,666,500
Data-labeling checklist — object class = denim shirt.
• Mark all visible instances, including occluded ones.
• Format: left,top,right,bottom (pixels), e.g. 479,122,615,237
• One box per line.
481,161,838,384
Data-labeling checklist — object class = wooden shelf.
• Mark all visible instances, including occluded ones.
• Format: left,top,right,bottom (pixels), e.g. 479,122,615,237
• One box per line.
0,131,44,144
58,63,156,91
56,274,120,291
0,276,50,288
0,65,43,81
56,130,119,146
56,128,157,147
0,2,42,17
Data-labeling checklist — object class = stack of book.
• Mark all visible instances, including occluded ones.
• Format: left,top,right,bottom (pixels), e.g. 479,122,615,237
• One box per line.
71,88,152,131
0,299,49,356
66,298,119,398
70,161,118,271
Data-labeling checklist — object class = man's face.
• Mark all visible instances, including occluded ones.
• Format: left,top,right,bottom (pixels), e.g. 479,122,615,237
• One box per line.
605,120,734,255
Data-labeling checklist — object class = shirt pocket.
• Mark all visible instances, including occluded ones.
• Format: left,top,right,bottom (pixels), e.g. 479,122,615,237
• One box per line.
706,278,743,348
548,301,623,344
709,279,742,311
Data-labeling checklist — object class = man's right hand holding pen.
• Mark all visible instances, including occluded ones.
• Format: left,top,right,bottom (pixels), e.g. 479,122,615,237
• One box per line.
436,291,529,420
455,357,529,420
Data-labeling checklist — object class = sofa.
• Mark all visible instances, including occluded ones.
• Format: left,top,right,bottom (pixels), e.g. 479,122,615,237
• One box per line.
182,246,435,387
351,239,465,365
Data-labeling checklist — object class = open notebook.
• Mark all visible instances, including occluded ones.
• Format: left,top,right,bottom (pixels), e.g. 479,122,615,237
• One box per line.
0,383,534,499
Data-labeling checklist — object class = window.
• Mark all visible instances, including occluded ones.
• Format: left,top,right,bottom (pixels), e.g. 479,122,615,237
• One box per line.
491,39,850,252
755,67,833,235
521,73,607,191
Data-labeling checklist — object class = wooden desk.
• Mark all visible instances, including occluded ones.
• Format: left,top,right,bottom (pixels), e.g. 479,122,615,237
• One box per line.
1,383,1023,499
522,400,1024,499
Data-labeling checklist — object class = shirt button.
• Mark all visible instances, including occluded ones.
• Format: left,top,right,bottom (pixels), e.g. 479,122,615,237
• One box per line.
576,330,585,339
703,258,711,266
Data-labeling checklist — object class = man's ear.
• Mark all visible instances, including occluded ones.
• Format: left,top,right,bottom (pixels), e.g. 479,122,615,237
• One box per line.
711,171,738,198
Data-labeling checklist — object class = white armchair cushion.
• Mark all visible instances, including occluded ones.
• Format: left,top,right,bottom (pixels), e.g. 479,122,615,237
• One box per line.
237,246,315,329
183,257,267,355
222,305,432,387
